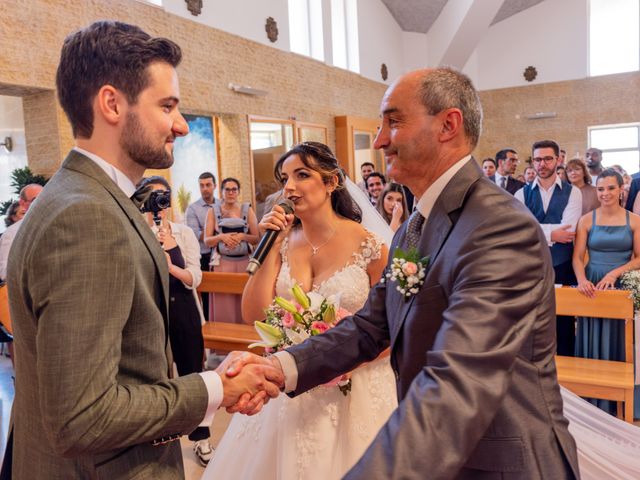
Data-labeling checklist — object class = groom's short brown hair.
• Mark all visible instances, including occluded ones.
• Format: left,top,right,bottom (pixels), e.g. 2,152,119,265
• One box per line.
56,21,182,139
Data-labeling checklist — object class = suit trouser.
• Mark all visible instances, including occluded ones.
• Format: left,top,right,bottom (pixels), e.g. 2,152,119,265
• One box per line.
200,252,211,321
554,259,577,356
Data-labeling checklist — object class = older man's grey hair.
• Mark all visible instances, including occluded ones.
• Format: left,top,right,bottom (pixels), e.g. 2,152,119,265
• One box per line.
418,67,483,148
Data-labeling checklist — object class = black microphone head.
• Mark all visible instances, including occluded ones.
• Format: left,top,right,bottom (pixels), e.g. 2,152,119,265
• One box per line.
278,199,295,215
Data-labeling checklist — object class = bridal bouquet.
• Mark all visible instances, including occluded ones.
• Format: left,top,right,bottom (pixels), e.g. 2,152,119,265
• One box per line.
250,284,353,395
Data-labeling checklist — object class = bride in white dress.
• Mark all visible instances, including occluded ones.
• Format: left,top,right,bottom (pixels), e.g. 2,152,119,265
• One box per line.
203,142,397,479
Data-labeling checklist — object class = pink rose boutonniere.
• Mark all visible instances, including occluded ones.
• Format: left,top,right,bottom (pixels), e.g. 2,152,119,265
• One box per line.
382,247,430,299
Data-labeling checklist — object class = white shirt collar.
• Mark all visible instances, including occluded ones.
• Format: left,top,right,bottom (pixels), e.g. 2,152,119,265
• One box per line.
531,174,563,191
415,155,471,223
73,147,137,198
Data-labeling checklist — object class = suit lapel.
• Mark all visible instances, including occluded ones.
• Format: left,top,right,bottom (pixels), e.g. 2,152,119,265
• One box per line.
390,159,481,346
62,151,170,335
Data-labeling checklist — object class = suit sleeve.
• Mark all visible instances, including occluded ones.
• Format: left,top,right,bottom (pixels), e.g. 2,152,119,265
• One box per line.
345,213,551,479
29,202,209,456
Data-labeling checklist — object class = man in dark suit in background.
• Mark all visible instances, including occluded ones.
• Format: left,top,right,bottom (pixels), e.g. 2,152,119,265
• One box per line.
230,67,579,479
490,148,525,194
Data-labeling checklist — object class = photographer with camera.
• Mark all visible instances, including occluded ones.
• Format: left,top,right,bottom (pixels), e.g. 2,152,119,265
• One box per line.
204,177,259,323
137,175,214,465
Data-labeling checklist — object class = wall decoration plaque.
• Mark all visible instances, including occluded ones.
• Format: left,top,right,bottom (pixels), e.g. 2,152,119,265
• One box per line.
266,17,279,43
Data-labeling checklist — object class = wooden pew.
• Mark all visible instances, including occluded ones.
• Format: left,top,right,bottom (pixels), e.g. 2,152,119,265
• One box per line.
196,272,263,354
555,287,635,422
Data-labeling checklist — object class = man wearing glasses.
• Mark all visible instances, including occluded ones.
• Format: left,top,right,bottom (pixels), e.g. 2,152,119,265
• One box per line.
515,140,582,356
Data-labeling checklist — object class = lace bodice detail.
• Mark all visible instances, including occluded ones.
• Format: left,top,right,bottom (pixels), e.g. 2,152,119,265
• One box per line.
276,231,384,314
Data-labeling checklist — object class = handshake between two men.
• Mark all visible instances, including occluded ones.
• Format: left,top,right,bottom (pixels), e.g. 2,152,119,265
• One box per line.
214,351,285,415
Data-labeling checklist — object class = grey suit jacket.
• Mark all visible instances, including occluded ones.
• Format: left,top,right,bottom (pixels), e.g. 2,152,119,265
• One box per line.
287,160,580,479
6,151,209,479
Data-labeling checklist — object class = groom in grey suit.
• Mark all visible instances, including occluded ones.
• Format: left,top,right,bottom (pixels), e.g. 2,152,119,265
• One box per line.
2,21,281,479
233,68,580,478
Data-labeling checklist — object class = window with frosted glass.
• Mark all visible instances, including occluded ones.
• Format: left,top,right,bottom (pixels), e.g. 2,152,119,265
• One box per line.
590,0,639,76
288,0,324,61
589,124,640,174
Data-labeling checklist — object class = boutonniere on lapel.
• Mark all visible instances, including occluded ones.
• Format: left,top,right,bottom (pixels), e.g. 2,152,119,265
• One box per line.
382,247,430,299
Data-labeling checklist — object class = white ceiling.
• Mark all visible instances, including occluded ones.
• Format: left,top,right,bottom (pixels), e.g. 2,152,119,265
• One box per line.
381,0,545,33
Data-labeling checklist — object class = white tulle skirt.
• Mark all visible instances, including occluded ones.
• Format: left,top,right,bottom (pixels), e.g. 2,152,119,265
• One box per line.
562,387,640,479
202,358,397,480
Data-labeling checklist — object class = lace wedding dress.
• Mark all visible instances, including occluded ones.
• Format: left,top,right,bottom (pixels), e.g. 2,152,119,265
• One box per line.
202,232,397,480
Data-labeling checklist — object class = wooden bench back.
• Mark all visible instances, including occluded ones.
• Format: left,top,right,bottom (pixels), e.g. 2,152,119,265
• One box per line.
555,287,634,363
196,272,249,295
0,285,12,335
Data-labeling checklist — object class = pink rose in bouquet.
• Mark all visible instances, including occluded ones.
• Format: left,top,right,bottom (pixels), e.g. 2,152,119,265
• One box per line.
282,311,295,328
402,261,418,276
311,321,330,334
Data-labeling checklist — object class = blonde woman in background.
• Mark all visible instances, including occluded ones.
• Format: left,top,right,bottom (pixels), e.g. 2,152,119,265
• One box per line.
567,158,600,215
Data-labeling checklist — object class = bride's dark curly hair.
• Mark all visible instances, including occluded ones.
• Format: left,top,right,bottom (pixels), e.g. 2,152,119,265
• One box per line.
274,142,361,223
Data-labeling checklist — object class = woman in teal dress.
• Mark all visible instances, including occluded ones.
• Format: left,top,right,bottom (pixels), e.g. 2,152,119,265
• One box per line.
573,168,640,417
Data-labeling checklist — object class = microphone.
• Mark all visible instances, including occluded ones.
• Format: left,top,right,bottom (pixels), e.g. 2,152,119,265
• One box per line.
246,200,295,275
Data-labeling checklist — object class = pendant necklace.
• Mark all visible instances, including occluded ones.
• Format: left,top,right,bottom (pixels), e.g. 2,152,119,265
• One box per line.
303,226,336,255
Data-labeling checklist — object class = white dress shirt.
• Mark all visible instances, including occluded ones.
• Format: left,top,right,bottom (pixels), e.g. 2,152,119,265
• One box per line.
74,147,223,422
514,175,582,246
494,171,508,189
275,155,472,392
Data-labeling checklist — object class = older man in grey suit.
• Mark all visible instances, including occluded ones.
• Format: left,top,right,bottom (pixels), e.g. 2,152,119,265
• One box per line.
232,68,580,478
1,21,281,480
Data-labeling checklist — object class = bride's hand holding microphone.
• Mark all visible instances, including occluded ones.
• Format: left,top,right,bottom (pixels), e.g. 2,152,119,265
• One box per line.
245,201,295,275
259,204,295,239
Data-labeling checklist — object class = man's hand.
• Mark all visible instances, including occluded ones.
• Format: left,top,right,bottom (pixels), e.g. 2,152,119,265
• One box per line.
550,225,575,244
215,352,284,415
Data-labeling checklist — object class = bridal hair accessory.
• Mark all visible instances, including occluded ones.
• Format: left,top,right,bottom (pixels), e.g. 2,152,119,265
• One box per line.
250,284,353,395
382,247,429,299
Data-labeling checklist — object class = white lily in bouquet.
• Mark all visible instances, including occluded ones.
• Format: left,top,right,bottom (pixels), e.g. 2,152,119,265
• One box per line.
250,284,353,395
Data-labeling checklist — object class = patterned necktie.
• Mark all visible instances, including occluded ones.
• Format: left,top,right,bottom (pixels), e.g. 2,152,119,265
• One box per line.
406,211,425,249
500,176,507,189
130,185,153,210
